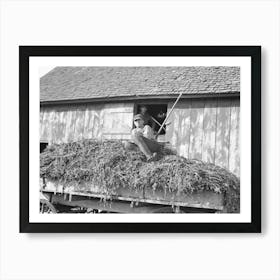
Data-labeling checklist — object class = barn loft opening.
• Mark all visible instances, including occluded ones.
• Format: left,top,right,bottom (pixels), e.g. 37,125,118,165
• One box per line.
40,142,48,153
135,103,168,135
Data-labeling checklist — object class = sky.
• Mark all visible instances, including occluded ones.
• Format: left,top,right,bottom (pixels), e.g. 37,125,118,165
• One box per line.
39,66,55,77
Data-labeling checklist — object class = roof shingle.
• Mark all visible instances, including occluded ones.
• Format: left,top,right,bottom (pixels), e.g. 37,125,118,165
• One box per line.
40,66,240,102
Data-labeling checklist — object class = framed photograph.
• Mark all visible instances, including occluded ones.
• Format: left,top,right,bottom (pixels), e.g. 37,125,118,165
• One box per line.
20,46,261,233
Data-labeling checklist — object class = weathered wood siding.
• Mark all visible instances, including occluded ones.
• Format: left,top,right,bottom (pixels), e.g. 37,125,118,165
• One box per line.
166,97,240,176
101,103,134,140
40,98,239,176
40,103,134,143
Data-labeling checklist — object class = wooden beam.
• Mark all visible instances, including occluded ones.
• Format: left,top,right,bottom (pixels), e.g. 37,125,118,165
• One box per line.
41,188,224,211
50,193,219,213
51,194,174,213
40,92,240,107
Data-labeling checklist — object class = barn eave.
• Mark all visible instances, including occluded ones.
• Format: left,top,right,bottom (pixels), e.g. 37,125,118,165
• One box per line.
40,91,240,107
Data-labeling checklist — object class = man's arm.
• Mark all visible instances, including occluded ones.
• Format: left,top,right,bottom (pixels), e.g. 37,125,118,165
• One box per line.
143,125,155,139
132,127,143,136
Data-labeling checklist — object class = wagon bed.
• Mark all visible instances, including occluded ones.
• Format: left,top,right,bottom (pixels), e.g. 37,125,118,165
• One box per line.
40,178,225,213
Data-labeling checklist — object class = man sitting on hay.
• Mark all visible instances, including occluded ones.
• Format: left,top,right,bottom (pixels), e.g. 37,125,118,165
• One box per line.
124,114,162,162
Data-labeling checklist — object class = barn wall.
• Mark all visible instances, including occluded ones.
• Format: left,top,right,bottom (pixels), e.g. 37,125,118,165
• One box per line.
40,97,239,176
166,97,240,176
40,103,134,143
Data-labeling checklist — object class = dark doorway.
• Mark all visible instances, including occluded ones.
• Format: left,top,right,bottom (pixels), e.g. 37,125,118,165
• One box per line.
40,142,48,153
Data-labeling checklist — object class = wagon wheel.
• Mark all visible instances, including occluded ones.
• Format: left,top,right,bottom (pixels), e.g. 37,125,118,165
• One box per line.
40,199,57,213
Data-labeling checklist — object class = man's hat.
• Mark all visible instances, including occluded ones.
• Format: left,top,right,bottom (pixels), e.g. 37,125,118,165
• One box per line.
133,114,144,121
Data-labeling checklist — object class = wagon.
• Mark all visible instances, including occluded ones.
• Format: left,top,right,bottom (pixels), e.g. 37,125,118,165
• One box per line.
39,178,226,214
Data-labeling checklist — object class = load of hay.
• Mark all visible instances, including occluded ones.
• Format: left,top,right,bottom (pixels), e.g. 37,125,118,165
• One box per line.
40,139,240,213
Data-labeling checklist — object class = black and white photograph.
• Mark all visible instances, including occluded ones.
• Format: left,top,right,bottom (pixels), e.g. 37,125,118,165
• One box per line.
20,46,261,233
39,66,240,215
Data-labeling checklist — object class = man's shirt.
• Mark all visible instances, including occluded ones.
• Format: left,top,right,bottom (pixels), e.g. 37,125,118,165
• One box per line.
132,125,155,139
141,112,157,129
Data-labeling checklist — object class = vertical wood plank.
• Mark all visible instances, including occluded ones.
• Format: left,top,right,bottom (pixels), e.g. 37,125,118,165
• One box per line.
165,104,179,148
47,109,56,144
40,108,51,142
229,98,240,176
52,108,68,144
59,110,68,143
178,103,192,158
83,104,103,140
189,99,204,160
51,111,60,143
166,101,191,158
83,105,93,139
120,111,133,136
64,107,77,143
74,106,86,141
51,108,68,144
202,99,217,163
92,109,103,139
40,110,45,141
63,108,71,143
215,99,231,169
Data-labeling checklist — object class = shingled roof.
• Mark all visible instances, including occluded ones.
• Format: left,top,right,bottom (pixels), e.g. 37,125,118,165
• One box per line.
40,66,240,103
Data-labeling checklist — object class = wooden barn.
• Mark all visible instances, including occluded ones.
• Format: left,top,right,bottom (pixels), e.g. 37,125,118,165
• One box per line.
40,66,240,176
